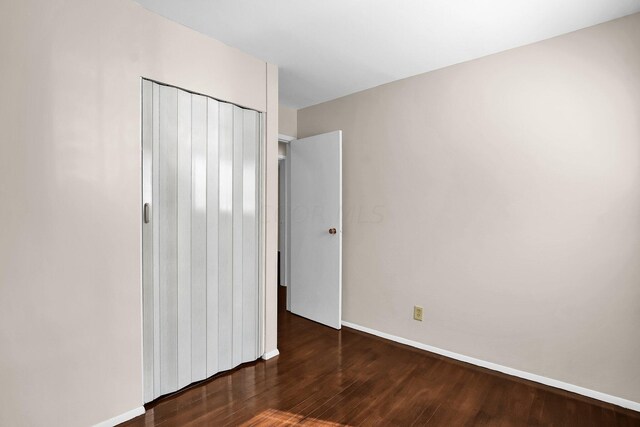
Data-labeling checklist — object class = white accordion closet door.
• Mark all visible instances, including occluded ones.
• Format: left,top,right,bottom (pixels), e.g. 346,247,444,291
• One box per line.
142,80,262,403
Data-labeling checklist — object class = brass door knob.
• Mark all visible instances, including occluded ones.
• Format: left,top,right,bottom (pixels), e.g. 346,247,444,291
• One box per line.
329,228,337,235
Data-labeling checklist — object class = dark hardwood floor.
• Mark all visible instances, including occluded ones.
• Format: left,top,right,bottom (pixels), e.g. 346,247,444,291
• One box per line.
124,287,640,426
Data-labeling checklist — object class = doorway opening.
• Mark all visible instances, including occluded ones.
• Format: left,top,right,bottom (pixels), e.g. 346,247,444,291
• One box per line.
278,134,293,313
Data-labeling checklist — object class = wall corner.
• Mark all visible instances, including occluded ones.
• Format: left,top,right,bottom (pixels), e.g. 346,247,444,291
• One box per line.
264,62,279,355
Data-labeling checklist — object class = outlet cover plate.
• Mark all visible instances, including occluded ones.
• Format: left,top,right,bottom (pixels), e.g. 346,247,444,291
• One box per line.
413,306,423,321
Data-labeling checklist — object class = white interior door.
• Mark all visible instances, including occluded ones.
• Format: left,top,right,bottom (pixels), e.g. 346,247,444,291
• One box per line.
142,80,262,403
289,131,342,329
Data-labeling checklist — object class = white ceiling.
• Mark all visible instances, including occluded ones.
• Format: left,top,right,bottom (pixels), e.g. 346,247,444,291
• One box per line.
136,0,640,109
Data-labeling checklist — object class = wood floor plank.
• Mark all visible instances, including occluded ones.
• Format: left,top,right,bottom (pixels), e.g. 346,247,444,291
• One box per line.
124,287,640,427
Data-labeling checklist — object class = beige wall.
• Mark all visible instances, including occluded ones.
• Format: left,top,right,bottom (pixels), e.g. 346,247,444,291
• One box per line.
298,13,640,404
0,0,278,425
279,104,298,138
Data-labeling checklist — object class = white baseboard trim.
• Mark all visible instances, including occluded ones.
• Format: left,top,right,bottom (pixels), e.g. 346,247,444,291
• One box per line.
262,349,280,360
93,406,145,427
342,321,640,413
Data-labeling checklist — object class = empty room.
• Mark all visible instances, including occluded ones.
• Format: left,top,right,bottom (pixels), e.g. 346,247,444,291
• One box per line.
1,0,639,425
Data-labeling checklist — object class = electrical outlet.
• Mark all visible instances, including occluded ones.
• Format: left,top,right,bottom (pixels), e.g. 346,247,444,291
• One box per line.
413,305,423,321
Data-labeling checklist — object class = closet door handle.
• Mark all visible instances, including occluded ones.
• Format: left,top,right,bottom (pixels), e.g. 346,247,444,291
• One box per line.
144,203,151,224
